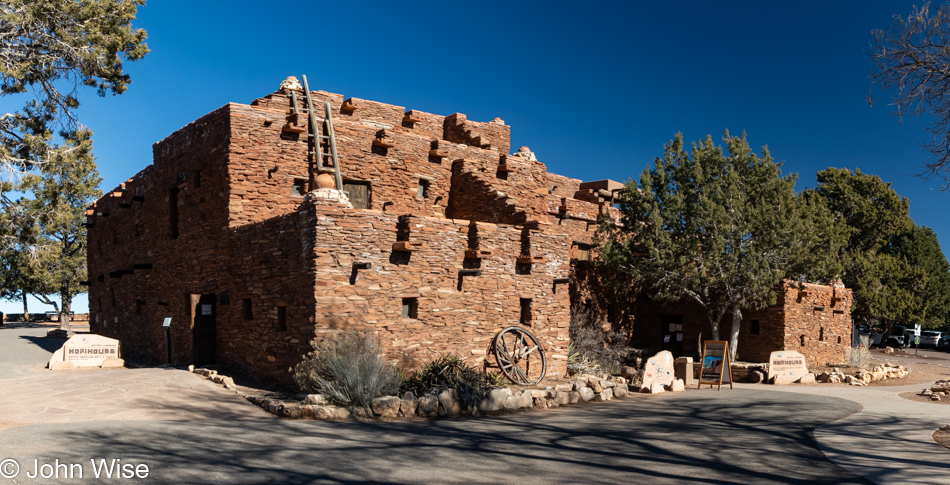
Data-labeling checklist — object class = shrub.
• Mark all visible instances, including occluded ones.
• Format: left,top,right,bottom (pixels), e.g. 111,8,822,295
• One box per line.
567,343,601,376
569,305,628,376
849,346,871,368
402,354,496,410
293,331,403,407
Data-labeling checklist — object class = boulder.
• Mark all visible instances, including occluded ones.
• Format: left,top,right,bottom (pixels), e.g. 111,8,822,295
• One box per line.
621,366,639,381
598,388,613,401
646,382,666,394
371,396,401,418
478,388,511,412
417,394,439,417
555,390,571,405
772,375,795,386
49,360,75,371
578,386,595,401
314,406,336,420
798,373,816,384
101,358,125,368
587,377,604,393
567,391,581,404
399,393,419,417
334,407,351,420
932,394,942,402
613,385,628,398
503,391,532,410
303,394,328,406
669,378,685,392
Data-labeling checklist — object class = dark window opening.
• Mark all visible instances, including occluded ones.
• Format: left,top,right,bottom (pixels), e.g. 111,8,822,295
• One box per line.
837,336,842,344
515,262,532,275
800,335,806,347
819,327,825,341
243,298,253,320
343,181,371,209
417,179,430,199
277,306,287,331
496,169,508,180
292,178,307,197
750,320,760,335
520,298,533,325
194,170,202,188
396,215,411,242
169,187,179,239
402,297,418,319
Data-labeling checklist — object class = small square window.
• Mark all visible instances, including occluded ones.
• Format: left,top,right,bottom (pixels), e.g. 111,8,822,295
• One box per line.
292,178,307,196
575,243,592,261
402,297,418,319
417,179,430,199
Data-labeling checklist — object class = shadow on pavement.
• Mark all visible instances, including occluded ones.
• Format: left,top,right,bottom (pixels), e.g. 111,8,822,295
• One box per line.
4,390,872,485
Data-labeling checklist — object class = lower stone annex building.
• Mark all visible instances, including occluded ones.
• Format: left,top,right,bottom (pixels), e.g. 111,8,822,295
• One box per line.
87,77,853,384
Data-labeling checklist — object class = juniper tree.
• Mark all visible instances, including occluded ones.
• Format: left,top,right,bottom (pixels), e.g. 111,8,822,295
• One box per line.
599,132,835,361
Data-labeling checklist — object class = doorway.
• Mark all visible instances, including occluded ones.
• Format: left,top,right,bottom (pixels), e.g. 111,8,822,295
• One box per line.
193,293,216,365
660,315,684,356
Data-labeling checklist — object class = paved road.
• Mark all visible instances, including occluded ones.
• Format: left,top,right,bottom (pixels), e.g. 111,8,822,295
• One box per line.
0,389,866,484
0,321,940,484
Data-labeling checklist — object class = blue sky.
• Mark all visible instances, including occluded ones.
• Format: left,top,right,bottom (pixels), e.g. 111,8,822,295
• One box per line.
2,1,942,314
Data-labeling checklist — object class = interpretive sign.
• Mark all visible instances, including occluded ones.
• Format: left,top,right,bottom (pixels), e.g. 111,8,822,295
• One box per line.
698,340,733,390
48,334,121,368
767,350,808,383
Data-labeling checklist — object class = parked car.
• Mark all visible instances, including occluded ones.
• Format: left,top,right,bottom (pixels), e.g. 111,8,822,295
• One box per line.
937,335,950,351
919,331,943,348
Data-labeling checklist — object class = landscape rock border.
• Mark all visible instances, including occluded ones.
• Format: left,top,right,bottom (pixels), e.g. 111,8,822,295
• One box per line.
189,367,687,421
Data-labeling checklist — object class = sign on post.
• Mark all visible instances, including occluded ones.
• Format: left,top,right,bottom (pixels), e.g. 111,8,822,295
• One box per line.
698,340,733,390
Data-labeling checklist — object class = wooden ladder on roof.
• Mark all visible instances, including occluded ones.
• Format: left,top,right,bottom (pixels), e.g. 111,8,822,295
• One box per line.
289,74,343,191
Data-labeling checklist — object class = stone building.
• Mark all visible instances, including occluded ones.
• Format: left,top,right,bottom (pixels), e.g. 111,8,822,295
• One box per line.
86,77,626,383
86,77,853,383
632,281,854,367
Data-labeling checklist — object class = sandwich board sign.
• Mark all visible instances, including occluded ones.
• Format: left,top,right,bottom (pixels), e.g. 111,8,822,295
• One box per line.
698,340,733,390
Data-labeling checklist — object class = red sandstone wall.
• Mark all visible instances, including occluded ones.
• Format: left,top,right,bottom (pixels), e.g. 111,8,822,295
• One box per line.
306,197,571,377
780,281,853,366
88,106,234,363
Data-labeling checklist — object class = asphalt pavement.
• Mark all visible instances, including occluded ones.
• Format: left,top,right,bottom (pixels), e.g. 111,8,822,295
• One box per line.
0,321,946,484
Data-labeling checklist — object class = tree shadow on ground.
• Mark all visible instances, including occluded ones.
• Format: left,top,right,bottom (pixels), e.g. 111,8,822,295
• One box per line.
1,390,875,485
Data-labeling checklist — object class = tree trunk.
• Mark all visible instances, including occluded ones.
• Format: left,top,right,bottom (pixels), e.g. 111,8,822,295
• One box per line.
707,312,720,341
60,290,71,331
728,305,742,362
22,292,29,321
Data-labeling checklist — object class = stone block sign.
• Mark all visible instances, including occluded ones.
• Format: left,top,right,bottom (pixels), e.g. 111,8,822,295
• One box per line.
767,350,808,383
640,350,675,392
48,334,121,369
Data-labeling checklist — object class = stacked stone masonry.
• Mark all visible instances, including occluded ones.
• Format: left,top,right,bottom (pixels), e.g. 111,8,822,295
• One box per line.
87,77,853,384
87,78,625,383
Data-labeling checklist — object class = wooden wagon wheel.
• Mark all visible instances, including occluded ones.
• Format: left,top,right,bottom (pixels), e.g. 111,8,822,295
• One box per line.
493,326,546,386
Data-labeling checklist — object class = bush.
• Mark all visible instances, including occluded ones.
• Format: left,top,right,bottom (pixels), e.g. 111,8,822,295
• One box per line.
402,354,496,410
293,332,403,407
569,305,628,376
849,346,871,368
